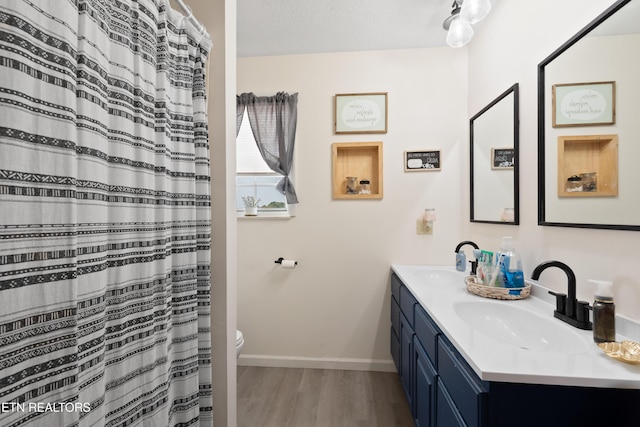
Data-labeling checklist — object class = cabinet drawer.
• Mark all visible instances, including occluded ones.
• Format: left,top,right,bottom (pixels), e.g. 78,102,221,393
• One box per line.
391,272,402,302
415,304,440,367
438,337,487,427
400,285,418,326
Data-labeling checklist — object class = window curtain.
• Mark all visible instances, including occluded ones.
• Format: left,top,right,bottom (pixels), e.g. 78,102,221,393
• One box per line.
237,92,299,204
0,1,212,426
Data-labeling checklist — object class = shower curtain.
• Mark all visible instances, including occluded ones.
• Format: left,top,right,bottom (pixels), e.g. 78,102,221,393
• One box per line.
0,1,212,426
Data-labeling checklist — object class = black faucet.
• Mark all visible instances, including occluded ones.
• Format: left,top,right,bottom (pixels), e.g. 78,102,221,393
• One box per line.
531,260,592,330
455,241,479,274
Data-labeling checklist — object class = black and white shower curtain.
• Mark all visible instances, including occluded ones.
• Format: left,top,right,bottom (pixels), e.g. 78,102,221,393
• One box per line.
0,1,212,425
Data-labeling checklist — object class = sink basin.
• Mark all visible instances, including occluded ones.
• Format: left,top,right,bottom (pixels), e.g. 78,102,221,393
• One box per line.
453,301,590,353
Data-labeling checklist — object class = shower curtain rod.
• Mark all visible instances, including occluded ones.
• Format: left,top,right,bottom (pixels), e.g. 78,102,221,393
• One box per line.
174,0,206,35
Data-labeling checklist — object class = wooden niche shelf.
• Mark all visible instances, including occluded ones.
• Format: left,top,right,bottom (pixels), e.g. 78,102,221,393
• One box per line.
332,142,383,199
557,134,618,197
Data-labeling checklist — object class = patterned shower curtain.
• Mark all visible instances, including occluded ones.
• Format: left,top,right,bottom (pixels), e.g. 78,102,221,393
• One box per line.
0,1,212,426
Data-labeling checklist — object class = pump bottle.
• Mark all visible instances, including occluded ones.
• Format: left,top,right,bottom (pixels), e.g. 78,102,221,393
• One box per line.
455,251,466,272
497,236,524,289
590,279,615,343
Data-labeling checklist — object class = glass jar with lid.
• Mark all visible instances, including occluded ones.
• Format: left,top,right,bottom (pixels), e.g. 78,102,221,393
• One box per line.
580,172,597,192
359,179,371,194
566,175,582,192
346,177,358,194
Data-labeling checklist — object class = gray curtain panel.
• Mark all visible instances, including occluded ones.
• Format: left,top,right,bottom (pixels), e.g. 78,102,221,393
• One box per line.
237,92,299,203
0,0,212,425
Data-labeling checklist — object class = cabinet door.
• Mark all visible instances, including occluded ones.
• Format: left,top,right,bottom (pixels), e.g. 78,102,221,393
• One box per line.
436,381,467,427
438,337,487,427
414,338,436,427
400,312,414,408
391,295,401,372
391,325,400,373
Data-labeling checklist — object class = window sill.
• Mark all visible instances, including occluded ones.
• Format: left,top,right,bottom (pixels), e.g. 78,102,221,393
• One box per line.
236,212,292,220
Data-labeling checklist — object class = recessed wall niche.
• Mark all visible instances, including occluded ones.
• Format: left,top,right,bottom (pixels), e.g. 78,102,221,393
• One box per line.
557,134,618,197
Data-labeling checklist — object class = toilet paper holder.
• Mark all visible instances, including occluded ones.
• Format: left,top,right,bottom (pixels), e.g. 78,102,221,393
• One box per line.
274,257,297,266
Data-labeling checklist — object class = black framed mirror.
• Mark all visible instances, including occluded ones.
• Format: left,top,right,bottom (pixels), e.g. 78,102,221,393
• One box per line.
538,0,640,231
470,83,519,224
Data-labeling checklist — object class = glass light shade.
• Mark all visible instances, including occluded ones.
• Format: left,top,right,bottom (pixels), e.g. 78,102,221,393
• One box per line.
446,17,473,48
460,0,492,24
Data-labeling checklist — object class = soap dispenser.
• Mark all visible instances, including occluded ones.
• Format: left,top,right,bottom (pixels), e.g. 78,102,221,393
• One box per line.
455,250,466,272
590,279,615,343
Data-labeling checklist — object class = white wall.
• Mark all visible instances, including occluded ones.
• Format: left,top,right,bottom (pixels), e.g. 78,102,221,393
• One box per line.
237,49,467,369
465,0,640,319
236,0,640,372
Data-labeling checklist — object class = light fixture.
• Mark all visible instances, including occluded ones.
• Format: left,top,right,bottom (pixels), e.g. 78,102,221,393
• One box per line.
446,16,473,48
460,0,491,24
442,0,491,48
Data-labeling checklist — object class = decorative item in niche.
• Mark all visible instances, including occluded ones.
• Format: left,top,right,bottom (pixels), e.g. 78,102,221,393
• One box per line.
491,148,515,169
334,92,387,134
552,81,615,127
404,150,441,171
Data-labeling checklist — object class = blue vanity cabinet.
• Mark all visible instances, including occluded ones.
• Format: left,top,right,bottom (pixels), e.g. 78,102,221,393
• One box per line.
392,272,487,427
391,270,640,427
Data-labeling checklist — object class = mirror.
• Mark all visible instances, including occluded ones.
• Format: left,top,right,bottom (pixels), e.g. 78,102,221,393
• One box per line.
538,0,640,231
470,84,519,224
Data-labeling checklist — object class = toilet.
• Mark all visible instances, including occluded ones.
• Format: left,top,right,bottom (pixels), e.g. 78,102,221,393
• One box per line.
236,329,244,358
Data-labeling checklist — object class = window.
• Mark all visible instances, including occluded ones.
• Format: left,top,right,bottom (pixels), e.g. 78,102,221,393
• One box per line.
236,111,289,214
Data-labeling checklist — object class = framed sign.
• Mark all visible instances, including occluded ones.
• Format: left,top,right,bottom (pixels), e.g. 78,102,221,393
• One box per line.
552,81,615,127
404,150,441,171
334,92,388,134
491,148,515,169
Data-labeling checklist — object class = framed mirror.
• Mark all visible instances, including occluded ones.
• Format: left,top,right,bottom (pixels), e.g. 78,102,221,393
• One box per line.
538,0,640,231
470,84,519,224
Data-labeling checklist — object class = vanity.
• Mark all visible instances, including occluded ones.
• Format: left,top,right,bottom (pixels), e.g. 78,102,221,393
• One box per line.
390,265,640,427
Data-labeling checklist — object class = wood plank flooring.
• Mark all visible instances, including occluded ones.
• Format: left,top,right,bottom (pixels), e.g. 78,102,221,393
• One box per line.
237,366,414,427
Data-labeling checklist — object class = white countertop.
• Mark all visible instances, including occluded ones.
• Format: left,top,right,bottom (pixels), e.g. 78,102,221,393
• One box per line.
391,264,640,389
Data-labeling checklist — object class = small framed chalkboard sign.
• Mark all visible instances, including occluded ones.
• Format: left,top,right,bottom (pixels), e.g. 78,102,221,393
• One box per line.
404,150,441,172
491,148,515,169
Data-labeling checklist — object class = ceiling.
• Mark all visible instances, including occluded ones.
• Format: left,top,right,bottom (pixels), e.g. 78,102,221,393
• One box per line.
236,0,461,57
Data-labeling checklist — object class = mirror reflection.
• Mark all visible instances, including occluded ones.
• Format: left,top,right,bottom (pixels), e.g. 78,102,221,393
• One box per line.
538,0,640,230
470,84,519,224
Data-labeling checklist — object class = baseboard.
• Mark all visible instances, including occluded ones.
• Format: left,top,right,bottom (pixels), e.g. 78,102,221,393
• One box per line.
238,354,396,372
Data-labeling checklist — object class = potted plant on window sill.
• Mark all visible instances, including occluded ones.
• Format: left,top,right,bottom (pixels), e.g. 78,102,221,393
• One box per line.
242,195,260,216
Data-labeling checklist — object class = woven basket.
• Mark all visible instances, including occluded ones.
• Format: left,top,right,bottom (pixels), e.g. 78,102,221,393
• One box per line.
465,276,531,300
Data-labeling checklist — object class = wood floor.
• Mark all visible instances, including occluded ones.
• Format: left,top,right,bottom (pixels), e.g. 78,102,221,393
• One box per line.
237,366,414,427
